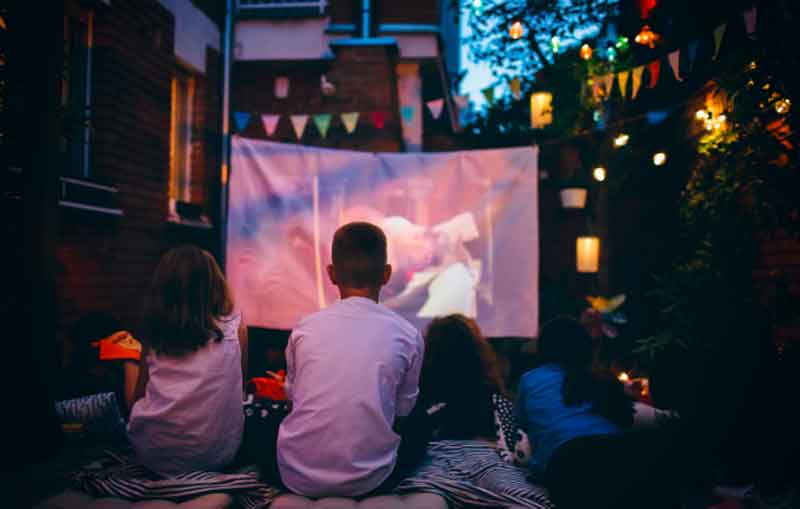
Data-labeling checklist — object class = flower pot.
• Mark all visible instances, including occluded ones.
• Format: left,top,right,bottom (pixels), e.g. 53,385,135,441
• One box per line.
559,187,588,209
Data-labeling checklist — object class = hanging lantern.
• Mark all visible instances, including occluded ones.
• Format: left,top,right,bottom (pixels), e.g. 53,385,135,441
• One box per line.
509,20,524,40
274,76,290,99
634,25,659,48
530,91,553,129
580,43,593,61
577,236,600,273
615,36,630,52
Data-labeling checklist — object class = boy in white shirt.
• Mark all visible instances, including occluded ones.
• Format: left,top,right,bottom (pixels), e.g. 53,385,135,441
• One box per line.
276,222,428,497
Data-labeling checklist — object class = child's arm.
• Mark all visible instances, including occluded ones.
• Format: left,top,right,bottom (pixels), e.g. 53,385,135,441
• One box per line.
238,314,249,381
126,352,149,412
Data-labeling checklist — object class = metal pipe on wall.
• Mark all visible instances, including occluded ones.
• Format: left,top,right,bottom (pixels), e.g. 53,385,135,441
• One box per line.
219,0,234,270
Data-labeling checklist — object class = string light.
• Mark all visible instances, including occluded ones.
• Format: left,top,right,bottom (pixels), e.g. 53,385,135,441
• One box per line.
653,152,667,166
695,109,709,121
607,46,617,62
613,133,630,147
615,36,629,51
634,25,659,48
509,20,524,40
775,98,791,115
593,166,607,181
551,36,560,54
580,44,593,61
618,372,630,382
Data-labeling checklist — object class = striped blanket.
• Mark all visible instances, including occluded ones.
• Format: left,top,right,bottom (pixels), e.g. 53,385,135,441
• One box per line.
72,442,552,509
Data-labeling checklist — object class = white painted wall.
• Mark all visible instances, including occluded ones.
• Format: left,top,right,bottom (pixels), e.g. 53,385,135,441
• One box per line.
235,19,439,61
158,0,220,74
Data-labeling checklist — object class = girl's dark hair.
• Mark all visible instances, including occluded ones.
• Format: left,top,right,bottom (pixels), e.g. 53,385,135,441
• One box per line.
143,245,234,356
538,316,632,428
421,314,507,440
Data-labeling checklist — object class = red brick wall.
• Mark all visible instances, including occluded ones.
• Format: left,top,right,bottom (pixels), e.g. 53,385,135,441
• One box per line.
233,44,402,152
56,0,222,364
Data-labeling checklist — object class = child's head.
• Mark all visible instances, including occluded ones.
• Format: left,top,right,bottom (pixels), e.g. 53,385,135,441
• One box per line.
537,315,593,371
144,245,233,356
328,222,391,293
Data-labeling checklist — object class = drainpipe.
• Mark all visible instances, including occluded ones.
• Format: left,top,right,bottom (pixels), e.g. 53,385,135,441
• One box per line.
219,0,234,269
361,0,371,38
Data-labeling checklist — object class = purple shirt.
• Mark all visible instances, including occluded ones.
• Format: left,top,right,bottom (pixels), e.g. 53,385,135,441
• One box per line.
277,297,424,497
127,313,244,476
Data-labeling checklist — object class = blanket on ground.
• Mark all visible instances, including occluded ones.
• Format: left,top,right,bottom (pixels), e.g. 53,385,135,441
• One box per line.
71,442,552,509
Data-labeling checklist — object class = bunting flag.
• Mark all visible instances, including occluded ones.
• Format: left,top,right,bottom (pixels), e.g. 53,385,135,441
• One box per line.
260,114,280,137
400,105,415,123
340,112,359,134
647,60,661,88
290,114,309,139
687,40,699,71
312,113,332,139
234,112,251,132
482,86,495,105
617,71,630,99
509,77,522,100
454,94,470,110
592,79,602,102
712,24,726,60
631,66,644,99
426,99,444,120
601,74,615,100
646,109,669,125
370,111,387,129
668,50,682,82
743,7,757,39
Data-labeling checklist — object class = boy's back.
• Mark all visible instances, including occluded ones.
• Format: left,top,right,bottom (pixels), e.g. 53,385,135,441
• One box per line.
277,296,423,497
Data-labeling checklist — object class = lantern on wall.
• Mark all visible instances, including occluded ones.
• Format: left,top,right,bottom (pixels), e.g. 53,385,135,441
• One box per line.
530,91,553,129
274,76,290,99
576,236,600,273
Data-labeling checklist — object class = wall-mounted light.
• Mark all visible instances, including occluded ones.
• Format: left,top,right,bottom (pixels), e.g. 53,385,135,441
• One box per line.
577,236,600,273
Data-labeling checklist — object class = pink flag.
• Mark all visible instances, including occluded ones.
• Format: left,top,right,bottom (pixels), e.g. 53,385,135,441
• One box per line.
261,114,280,137
426,98,445,120
668,50,682,82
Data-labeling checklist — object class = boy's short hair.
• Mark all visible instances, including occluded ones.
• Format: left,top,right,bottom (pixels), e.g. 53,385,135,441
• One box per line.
331,222,388,289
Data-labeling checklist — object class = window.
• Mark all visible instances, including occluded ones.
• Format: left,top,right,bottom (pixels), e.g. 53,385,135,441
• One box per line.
61,6,93,178
169,69,209,226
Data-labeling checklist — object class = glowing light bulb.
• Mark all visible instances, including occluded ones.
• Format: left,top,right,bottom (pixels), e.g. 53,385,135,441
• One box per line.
607,46,617,62
509,21,524,40
613,133,630,147
593,166,607,182
580,44,593,61
551,36,560,53
695,109,708,121
653,152,667,166
615,36,630,51
618,372,630,382
775,98,791,114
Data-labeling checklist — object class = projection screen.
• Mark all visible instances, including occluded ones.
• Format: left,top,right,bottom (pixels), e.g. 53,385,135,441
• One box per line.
226,137,539,338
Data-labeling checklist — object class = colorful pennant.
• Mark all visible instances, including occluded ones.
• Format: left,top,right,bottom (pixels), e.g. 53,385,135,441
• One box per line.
370,111,387,129
647,60,661,88
400,105,415,123
631,66,644,99
234,112,251,132
482,86,495,105
601,74,614,100
617,71,630,99
340,112,359,134
509,77,521,100
426,99,445,120
668,50,682,82
712,24,727,60
261,114,280,137
312,113,332,139
290,114,309,139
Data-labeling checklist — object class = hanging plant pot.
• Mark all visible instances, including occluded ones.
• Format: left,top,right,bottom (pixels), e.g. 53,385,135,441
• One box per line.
559,187,588,209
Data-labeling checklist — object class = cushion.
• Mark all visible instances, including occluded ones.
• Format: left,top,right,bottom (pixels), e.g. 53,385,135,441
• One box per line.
269,492,448,509
34,490,234,509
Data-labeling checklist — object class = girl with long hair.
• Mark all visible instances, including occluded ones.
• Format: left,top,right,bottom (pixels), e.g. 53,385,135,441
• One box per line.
126,245,248,476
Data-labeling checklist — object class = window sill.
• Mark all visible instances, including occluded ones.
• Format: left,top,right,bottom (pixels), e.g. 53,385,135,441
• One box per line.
167,215,214,229
59,176,124,216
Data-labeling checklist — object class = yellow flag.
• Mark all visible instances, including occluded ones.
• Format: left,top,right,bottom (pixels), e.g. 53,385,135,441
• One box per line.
617,71,629,99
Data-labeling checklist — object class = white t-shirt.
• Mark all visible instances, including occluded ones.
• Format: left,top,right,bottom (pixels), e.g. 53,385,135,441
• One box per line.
277,297,424,497
127,313,244,476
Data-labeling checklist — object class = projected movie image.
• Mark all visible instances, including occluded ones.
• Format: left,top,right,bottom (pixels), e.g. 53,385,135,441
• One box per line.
227,138,539,337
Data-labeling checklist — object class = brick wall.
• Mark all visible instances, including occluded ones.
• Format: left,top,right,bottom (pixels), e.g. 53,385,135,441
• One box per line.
55,0,222,364
328,0,440,31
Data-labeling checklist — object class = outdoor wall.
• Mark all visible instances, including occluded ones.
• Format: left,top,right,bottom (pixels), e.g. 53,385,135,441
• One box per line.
55,0,223,365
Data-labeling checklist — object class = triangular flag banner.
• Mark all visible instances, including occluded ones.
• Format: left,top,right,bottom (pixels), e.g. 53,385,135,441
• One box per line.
234,112,251,132
260,114,280,137
591,79,602,102
617,71,629,99
370,111,387,129
687,40,699,71
631,66,644,99
482,86,495,105
312,113,332,139
509,77,521,100
743,7,757,39
290,114,309,139
668,50,682,82
454,94,470,110
601,74,614,100
426,99,444,119
646,109,669,125
712,24,726,60
340,112,359,134
647,60,661,88
400,105,415,123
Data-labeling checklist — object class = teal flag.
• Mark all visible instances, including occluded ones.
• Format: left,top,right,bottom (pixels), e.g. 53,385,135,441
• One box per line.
313,113,332,139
